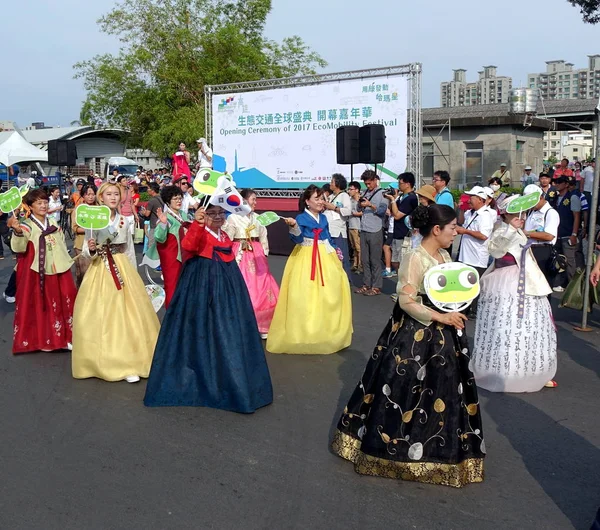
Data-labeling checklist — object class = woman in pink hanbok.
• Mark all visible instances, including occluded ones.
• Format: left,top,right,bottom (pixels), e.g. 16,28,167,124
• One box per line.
223,189,279,339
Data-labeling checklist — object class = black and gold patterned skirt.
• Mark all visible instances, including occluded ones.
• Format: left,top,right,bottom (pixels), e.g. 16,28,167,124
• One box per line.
332,300,485,488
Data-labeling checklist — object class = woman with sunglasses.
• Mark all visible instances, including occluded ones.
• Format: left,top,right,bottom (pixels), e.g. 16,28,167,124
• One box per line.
144,202,273,413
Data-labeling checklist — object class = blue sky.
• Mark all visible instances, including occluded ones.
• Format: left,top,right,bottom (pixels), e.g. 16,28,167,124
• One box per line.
3,0,600,127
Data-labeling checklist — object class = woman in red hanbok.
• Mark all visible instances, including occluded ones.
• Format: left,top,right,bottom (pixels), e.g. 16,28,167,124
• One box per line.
8,189,77,354
142,185,192,307
172,142,191,179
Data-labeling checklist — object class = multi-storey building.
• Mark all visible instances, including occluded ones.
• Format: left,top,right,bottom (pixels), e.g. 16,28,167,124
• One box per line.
528,56,600,101
543,130,593,162
440,66,512,107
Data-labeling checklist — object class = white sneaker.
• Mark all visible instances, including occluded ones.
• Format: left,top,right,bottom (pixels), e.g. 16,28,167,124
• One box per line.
125,375,140,383
67,343,73,351
3,292,15,303
260,333,268,340
553,286,565,293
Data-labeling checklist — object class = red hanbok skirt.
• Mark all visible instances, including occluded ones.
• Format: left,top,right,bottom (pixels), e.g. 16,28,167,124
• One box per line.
13,243,77,354
157,233,191,308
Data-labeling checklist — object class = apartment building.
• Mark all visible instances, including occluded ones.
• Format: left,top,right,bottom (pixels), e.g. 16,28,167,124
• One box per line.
543,130,593,162
528,55,600,101
440,66,512,107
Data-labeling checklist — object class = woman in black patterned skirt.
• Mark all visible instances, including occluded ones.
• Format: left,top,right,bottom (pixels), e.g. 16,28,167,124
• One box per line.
331,204,485,488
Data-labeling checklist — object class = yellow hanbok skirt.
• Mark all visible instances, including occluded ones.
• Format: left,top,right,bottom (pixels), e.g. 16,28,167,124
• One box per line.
72,253,160,381
266,241,352,354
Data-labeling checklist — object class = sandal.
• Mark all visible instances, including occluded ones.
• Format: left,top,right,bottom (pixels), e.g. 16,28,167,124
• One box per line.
354,285,370,294
544,380,558,388
365,288,381,296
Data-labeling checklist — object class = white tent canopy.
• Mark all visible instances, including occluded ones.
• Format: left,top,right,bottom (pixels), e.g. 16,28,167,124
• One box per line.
0,131,48,166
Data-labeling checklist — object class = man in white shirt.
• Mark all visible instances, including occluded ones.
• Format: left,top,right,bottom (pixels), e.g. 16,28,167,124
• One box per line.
456,185,495,317
520,165,536,186
523,184,560,289
196,138,213,170
581,159,595,202
174,176,198,217
323,173,352,279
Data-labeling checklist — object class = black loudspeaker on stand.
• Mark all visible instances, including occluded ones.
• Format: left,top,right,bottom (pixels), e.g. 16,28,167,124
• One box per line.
48,140,78,167
336,124,386,181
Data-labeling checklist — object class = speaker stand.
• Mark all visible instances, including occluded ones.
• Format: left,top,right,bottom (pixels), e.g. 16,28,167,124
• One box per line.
350,164,354,182
374,163,377,178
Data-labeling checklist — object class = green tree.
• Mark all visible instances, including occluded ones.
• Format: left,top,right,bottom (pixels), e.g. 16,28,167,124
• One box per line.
75,0,326,157
568,0,600,23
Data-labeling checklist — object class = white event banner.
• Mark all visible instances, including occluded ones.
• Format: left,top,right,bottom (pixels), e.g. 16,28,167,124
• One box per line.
211,75,409,189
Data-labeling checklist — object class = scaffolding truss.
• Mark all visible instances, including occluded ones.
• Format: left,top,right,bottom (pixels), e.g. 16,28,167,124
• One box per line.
204,63,422,196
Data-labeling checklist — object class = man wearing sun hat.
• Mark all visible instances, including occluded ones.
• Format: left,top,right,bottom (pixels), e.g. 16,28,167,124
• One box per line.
491,163,511,186
456,185,495,317
196,138,213,170
521,165,536,186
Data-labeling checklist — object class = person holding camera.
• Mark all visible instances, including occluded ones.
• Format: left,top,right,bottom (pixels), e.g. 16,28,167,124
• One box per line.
354,170,389,296
323,173,352,280
384,172,419,275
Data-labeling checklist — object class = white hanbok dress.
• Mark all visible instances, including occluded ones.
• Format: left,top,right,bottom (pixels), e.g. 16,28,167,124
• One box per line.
470,222,557,393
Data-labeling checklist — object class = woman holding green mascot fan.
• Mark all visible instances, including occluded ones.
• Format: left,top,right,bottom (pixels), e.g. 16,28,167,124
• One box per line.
71,182,160,383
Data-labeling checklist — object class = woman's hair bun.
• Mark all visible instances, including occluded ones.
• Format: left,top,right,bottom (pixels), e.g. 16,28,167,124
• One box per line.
411,205,430,229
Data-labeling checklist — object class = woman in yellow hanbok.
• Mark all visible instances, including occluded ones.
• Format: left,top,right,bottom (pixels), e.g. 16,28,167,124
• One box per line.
266,185,352,354
71,183,160,383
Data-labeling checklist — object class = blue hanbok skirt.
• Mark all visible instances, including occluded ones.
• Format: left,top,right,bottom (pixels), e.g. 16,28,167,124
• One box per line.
143,255,273,413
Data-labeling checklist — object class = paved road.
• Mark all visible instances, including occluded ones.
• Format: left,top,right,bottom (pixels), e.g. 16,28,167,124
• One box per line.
0,254,598,530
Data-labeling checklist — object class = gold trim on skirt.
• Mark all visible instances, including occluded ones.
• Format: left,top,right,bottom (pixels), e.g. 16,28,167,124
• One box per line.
331,429,484,488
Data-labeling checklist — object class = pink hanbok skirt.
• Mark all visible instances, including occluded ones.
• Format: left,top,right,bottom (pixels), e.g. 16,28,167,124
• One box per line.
232,241,279,335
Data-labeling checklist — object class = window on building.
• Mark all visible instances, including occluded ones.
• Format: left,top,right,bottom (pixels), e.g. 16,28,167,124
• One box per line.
573,148,579,153
423,143,435,180
463,144,483,188
516,140,526,164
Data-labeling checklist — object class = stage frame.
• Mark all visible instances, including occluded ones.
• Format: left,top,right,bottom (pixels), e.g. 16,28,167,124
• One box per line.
205,63,422,198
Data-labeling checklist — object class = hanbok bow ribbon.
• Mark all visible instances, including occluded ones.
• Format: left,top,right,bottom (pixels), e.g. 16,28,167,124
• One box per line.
243,224,256,252
29,216,58,306
517,240,535,318
311,228,325,287
97,244,124,291
212,246,232,262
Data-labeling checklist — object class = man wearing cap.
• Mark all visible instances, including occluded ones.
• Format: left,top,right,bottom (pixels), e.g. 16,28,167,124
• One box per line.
491,163,511,186
523,184,560,288
456,186,495,317
552,175,581,291
196,138,213,170
521,166,536,186
174,175,198,216
70,179,86,206
538,172,557,204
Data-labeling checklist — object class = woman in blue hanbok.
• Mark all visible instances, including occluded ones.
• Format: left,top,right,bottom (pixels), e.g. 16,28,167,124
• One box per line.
266,185,352,355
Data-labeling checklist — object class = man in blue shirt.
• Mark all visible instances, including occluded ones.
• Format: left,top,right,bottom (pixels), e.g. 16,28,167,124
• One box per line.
432,170,454,208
